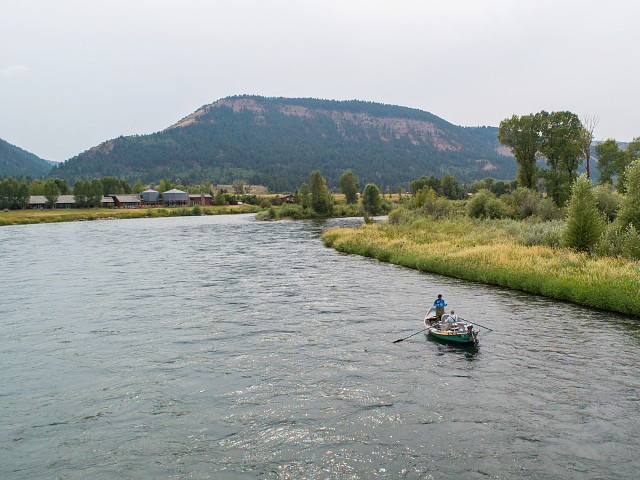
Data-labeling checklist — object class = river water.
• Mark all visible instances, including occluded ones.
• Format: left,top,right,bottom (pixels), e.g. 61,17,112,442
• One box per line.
1,214,639,479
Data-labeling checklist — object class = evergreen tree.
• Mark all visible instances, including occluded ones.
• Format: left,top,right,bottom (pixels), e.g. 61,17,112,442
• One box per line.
562,174,604,252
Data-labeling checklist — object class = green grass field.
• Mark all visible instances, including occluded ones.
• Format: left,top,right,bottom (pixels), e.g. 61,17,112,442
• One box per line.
323,216,640,316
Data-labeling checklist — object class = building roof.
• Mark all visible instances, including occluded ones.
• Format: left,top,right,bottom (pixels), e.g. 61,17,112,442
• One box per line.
163,188,186,194
142,189,158,194
112,194,141,203
29,195,114,205
188,193,213,198
29,195,46,204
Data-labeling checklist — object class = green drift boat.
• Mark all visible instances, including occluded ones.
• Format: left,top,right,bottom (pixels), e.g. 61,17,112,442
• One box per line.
423,307,479,345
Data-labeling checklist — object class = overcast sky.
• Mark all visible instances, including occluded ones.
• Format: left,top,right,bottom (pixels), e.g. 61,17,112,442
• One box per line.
2,0,639,162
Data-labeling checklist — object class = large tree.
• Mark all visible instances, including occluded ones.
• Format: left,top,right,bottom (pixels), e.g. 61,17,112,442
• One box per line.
338,170,359,204
310,170,331,215
594,139,622,185
362,183,382,215
618,137,640,192
538,110,583,206
0,177,29,210
580,115,598,179
440,174,460,199
43,179,60,208
498,113,541,189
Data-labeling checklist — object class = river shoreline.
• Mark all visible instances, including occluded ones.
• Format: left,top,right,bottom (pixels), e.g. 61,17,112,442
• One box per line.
322,220,640,317
0,204,261,226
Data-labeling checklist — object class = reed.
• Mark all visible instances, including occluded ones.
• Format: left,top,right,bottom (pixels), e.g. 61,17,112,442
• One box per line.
322,216,640,316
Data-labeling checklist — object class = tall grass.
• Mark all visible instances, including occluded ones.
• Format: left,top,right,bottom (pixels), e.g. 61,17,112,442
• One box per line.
323,215,640,316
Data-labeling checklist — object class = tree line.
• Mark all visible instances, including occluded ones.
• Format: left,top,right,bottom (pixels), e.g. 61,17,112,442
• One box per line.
497,110,640,207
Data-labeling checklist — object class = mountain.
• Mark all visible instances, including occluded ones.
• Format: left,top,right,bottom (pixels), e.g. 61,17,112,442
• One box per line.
49,96,516,191
0,138,53,178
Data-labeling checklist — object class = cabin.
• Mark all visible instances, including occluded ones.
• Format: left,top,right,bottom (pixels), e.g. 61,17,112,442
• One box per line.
189,193,213,206
27,195,114,209
112,194,142,208
280,194,294,203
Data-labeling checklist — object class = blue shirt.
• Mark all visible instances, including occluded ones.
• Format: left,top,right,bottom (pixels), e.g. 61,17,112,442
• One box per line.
433,299,446,307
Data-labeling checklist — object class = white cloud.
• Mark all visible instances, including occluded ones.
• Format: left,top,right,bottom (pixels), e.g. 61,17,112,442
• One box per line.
0,65,29,78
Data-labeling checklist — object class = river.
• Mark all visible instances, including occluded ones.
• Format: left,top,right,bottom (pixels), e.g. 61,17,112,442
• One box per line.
1,214,639,479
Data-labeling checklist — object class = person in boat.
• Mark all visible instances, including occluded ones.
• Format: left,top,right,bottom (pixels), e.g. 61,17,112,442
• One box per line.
444,310,458,330
433,294,446,322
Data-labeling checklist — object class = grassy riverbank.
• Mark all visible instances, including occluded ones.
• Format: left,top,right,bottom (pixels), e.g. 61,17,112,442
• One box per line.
322,216,640,316
0,204,261,226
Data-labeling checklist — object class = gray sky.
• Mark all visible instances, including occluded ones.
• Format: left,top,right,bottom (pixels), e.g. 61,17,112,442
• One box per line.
2,0,639,162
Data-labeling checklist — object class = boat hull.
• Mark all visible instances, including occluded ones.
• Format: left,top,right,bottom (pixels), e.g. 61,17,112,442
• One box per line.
424,315,478,345
427,327,475,344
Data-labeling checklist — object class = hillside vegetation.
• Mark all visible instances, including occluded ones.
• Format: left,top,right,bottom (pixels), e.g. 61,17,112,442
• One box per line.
49,96,516,191
0,138,53,178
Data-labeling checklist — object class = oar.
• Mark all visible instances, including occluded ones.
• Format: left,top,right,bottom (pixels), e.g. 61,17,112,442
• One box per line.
462,318,493,331
392,328,428,343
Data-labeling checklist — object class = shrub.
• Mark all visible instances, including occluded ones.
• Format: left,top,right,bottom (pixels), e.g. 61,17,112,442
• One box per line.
501,187,539,219
519,220,564,247
622,224,640,260
467,189,496,218
422,189,450,218
534,197,560,221
278,203,305,219
616,160,640,231
191,204,202,215
259,199,272,208
388,207,413,225
485,198,511,219
593,184,621,222
595,223,624,257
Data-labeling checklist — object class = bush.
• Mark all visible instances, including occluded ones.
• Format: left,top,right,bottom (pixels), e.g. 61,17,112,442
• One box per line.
259,199,272,208
622,224,640,260
277,203,305,219
501,187,539,219
616,160,640,231
422,189,450,218
467,189,496,218
388,207,413,225
485,198,511,219
534,197,560,221
593,184,621,222
191,204,202,215
595,223,624,257
519,220,564,247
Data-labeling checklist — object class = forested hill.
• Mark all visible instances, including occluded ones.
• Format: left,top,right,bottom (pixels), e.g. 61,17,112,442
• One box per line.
49,96,516,191
0,138,53,178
